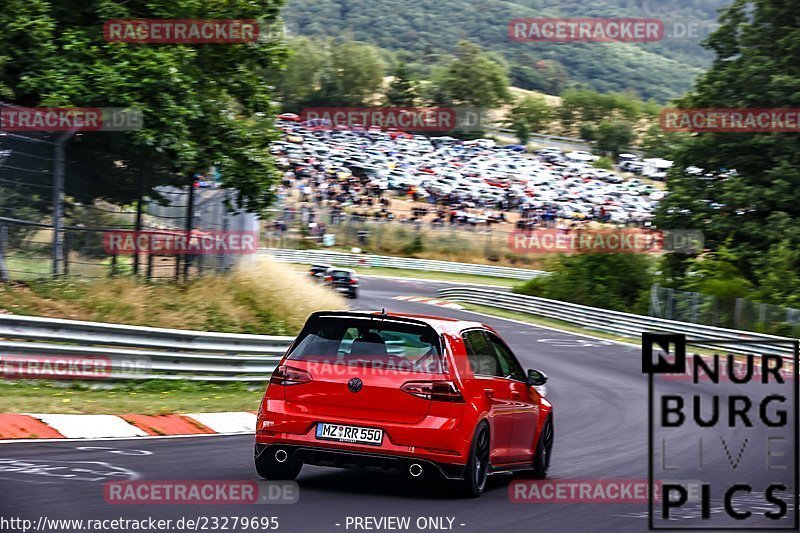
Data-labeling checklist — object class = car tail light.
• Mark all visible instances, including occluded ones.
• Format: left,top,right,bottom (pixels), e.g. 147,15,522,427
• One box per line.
325,276,333,282
350,278,358,285
270,365,312,386
400,381,465,403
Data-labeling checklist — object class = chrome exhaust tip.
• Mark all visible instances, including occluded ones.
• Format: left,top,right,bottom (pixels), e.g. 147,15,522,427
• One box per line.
275,449,288,463
409,463,423,477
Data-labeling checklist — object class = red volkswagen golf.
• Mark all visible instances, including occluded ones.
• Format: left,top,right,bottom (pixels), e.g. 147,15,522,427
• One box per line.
254,311,553,497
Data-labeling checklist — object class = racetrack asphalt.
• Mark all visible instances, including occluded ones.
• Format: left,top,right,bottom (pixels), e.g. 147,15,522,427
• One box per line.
0,276,795,532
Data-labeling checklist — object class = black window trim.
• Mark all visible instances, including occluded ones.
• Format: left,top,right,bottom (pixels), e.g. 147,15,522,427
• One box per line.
484,330,526,383
462,327,527,383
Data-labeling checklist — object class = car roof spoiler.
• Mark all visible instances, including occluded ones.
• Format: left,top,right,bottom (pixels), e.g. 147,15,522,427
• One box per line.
305,310,436,329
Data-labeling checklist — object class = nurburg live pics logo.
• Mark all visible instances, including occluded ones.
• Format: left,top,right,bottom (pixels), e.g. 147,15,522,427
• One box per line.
642,333,799,530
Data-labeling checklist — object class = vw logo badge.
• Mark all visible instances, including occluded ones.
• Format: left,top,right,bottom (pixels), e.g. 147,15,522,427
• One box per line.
348,377,363,393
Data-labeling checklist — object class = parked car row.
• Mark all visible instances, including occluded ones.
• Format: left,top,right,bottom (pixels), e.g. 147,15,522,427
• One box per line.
274,118,666,224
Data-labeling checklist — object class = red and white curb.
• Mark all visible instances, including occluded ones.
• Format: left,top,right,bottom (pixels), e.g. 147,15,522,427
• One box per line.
0,411,257,441
392,295,464,310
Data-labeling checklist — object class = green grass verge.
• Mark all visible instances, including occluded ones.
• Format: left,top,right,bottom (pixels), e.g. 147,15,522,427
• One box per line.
0,380,265,415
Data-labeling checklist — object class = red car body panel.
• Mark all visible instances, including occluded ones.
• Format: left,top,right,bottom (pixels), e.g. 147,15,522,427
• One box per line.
255,311,552,478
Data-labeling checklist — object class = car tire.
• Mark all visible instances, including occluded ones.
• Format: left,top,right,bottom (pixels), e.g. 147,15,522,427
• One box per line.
255,450,302,481
350,290,358,299
459,421,490,498
531,415,554,479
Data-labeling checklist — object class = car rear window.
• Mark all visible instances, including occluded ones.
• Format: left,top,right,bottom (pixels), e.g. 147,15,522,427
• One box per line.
287,316,444,373
330,270,352,280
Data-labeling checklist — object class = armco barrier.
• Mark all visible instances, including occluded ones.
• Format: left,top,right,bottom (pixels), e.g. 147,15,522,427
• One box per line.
0,313,293,381
437,287,797,359
260,248,543,280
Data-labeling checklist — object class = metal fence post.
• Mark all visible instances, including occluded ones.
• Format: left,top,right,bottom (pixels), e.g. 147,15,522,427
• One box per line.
0,225,8,282
133,160,146,276
52,131,76,277
62,230,71,277
183,179,196,281
665,287,674,320
147,253,154,280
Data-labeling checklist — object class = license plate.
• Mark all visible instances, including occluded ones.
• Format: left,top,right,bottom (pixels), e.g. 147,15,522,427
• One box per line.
336,287,350,292
315,423,383,445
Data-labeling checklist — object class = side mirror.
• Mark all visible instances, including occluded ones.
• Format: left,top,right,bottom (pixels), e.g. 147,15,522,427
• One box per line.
527,369,548,387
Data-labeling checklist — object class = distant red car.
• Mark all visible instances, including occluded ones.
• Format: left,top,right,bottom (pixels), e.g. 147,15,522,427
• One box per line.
255,311,553,497
277,113,301,122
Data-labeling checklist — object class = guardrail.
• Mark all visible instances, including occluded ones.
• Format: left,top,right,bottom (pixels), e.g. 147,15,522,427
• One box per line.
260,248,543,281
494,129,645,157
438,287,797,358
0,313,293,381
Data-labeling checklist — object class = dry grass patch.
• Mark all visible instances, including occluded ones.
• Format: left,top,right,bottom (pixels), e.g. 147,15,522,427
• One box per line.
0,257,346,335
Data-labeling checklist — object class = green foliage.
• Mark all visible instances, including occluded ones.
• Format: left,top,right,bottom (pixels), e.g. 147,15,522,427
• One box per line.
579,122,598,141
321,40,385,106
595,120,635,156
426,41,511,109
558,89,655,128
402,232,425,256
0,0,287,214
682,247,753,300
640,124,689,158
752,241,800,307
275,37,326,111
513,276,547,297
592,156,614,170
283,0,725,101
515,253,654,312
277,37,384,109
657,0,800,305
384,62,418,106
504,94,552,144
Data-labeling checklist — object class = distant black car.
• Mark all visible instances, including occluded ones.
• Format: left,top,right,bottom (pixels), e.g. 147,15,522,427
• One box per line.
326,268,359,299
309,264,333,281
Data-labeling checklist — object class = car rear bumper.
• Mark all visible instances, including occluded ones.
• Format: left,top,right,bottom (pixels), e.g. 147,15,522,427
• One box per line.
255,401,472,468
254,443,466,480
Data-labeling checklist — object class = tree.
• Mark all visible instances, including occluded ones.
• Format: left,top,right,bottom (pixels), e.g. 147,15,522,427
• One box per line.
384,62,417,106
317,40,384,107
656,0,800,298
752,241,800,307
640,124,688,158
0,0,288,213
515,253,654,313
277,38,385,109
595,120,635,157
504,94,552,143
579,122,598,142
277,38,327,112
426,41,511,109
